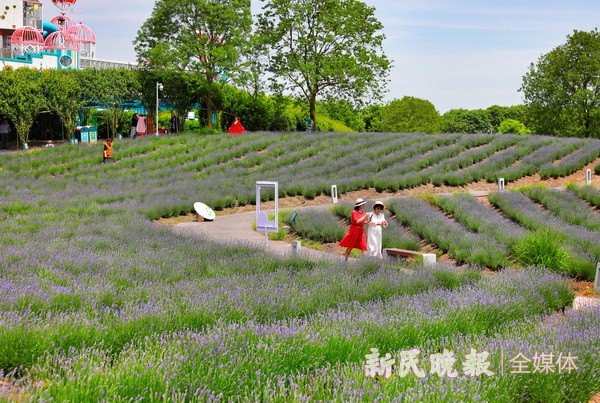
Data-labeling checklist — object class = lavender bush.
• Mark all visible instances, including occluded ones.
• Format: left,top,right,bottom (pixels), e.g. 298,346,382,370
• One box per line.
521,187,600,232
489,191,598,279
433,193,528,248
0,132,597,401
567,184,600,208
16,269,575,401
388,197,510,268
287,207,346,243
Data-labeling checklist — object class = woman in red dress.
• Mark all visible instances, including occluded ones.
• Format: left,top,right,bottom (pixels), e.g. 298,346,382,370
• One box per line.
227,116,245,134
339,198,371,261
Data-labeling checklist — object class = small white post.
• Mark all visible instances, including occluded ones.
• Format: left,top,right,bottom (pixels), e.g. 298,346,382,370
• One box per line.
331,185,338,204
292,240,302,254
265,228,269,249
594,261,600,294
586,169,592,185
498,178,505,192
421,253,436,265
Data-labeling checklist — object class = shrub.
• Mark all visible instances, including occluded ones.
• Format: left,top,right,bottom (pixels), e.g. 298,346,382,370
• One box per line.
512,229,572,274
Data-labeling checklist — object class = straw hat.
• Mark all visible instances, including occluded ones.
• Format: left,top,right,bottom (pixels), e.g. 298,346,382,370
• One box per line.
373,201,385,209
354,198,366,207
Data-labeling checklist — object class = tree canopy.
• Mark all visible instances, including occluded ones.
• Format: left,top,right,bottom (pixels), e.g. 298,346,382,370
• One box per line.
0,68,45,145
133,0,252,127
379,96,440,133
440,109,494,134
520,29,600,138
256,0,391,130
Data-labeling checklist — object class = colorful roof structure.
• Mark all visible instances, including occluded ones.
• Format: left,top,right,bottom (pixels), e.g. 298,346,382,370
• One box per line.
67,23,96,43
68,23,96,58
51,14,76,31
44,30,79,51
10,26,45,56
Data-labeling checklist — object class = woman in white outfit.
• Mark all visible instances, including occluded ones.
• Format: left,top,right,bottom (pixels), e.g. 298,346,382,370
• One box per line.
367,201,388,258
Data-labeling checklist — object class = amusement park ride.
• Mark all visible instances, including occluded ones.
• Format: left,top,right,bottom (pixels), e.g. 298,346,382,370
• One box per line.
0,0,130,70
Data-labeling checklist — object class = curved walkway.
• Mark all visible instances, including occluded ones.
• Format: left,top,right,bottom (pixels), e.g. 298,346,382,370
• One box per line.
172,208,341,262
169,195,599,310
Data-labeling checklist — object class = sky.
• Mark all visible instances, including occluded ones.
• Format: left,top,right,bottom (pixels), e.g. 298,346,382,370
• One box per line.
49,0,600,113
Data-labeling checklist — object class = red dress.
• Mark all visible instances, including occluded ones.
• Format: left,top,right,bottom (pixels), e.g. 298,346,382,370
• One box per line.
339,210,367,251
228,119,245,134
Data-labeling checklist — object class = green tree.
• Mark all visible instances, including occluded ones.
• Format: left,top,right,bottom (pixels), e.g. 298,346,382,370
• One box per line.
520,29,600,137
257,0,391,131
498,118,531,134
486,105,526,133
221,84,273,131
41,70,82,140
319,98,366,132
0,68,45,147
79,69,140,137
134,0,252,128
360,104,383,132
156,71,204,133
379,96,440,133
440,109,494,134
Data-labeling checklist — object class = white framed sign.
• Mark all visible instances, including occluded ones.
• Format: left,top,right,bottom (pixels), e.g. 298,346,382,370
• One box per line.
256,181,279,248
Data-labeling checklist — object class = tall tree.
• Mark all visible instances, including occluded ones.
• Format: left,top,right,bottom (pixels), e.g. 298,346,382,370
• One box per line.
520,29,600,137
379,96,440,133
75,69,140,138
134,0,252,128
0,68,44,147
41,70,83,140
257,0,391,130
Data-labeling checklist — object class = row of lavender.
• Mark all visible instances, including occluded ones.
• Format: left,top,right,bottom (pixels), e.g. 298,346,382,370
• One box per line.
402,187,599,277
286,187,600,278
0,133,597,400
2,132,599,220
13,269,593,402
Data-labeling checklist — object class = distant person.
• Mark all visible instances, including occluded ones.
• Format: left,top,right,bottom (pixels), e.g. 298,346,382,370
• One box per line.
367,201,388,259
227,116,245,134
339,198,371,261
0,118,10,149
45,140,55,148
136,114,147,136
102,138,114,163
170,113,179,133
130,113,139,138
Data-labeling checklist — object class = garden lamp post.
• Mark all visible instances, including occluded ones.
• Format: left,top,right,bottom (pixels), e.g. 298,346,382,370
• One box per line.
156,82,163,135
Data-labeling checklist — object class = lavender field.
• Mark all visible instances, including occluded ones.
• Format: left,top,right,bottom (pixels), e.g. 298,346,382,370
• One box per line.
0,132,599,401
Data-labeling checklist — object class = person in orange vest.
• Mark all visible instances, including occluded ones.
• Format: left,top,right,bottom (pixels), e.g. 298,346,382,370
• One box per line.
102,138,114,163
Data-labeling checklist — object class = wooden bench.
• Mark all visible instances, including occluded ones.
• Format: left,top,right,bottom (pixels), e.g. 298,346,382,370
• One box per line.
384,248,436,265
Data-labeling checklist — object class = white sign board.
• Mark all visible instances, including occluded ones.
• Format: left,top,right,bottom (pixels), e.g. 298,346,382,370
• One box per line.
331,185,338,204
256,181,279,234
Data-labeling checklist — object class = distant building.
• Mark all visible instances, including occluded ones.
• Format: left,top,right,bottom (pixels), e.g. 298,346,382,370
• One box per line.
0,0,135,70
